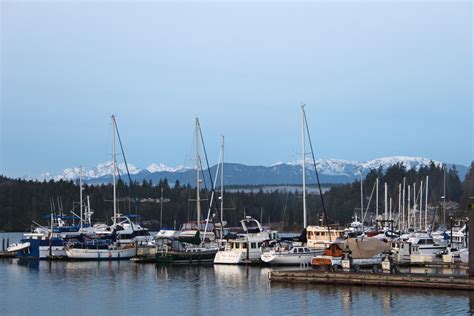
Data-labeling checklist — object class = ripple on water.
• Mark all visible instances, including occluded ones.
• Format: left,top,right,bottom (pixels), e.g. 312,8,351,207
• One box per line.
0,258,472,315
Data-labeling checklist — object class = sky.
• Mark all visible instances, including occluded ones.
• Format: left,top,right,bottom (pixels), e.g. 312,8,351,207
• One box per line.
1,0,472,178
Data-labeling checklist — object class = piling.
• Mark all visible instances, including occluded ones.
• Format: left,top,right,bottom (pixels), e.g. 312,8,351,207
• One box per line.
469,204,474,277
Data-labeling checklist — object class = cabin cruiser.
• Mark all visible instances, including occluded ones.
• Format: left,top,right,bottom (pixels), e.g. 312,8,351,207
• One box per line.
94,215,151,244
405,234,447,255
261,243,321,266
392,234,447,264
214,217,279,264
178,220,216,243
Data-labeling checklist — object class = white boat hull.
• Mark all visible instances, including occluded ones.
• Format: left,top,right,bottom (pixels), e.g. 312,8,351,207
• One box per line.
260,252,316,265
65,245,136,260
40,246,67,258
214,250,261,264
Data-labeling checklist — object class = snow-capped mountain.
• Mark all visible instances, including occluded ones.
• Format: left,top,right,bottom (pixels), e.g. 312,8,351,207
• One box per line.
36,156,465,185
279,156,443,177
146,163,187,173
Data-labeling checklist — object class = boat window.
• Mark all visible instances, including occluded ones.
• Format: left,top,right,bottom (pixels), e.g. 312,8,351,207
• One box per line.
242,243,247,249
425,239,434,245
305,248,310,253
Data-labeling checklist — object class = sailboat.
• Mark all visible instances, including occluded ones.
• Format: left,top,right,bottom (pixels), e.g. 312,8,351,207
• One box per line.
297,105,345,250
155,118,218,264
65,115,137,260
260,106,328,265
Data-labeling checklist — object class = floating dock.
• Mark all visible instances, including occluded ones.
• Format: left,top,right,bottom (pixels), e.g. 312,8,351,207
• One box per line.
269,270,474,291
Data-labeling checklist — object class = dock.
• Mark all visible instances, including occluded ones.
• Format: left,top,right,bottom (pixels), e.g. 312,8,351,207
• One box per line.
269,270,474,291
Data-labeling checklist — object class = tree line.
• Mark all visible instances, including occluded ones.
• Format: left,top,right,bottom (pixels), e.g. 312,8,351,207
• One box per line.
0,161,472,232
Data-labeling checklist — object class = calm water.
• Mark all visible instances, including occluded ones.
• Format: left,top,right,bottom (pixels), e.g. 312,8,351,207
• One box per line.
1,233,473,315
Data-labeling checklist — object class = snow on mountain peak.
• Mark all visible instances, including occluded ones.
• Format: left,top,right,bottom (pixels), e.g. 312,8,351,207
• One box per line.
146,163,179,173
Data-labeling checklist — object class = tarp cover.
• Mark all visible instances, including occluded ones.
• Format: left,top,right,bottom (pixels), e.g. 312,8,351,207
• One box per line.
344,238,391,259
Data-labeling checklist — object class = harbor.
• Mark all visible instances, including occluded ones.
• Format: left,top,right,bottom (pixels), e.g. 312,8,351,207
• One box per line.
1,1,472,314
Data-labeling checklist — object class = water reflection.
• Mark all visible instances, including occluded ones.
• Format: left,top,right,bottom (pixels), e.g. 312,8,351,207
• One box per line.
0,259,472,315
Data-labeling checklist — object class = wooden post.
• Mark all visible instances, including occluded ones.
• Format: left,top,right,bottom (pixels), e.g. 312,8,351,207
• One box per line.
469,203,474,277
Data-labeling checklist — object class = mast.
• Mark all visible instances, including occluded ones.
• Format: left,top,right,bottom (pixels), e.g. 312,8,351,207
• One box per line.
220,135,225,228
79,165,83,230
301,105,307,228
376,178,379,223
425,175,429,231
389,197,392,223
195,117,201,226
443,165,446,227
384,182,388,227
160,187,163,229
407,184,411,229
360,172,364,229
112,115,117,225
413,182,416,230
398,183,401,231
402,178,406,232
419,181,423,231
86,195,91,225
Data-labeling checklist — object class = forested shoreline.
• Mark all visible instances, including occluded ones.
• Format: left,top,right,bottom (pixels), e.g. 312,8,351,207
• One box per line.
0,162,472,232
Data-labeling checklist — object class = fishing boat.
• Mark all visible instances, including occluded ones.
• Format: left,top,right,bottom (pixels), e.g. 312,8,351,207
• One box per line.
261,244,321,266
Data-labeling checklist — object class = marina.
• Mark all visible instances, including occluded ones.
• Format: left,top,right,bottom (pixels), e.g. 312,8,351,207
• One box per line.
1,1,472,314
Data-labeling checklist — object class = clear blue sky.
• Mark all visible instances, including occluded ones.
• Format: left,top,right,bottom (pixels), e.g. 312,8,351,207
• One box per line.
1,1,472,177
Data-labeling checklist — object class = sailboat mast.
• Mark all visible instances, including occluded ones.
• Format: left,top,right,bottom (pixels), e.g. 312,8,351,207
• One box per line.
384,182,388,227
402,178,406,232
360,172,363,228
301,105,307,229
195,117,201,226
413,182,416,230
443,165,446,227
376,178,379,223
420,181,423,231
220,135,224,226
112,115,117,225
407,184,411,229
80,165,83,229
398,183,401,231
425,175,429,231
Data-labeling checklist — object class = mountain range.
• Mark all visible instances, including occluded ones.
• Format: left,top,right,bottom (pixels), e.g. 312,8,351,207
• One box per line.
34,156,469,186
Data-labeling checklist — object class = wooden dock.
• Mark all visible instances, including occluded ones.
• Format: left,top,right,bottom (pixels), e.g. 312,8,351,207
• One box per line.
0,251,16,258
269,270,474,291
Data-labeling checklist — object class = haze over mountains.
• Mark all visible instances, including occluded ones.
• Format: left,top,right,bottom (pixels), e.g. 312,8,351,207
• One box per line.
33,156,469,186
